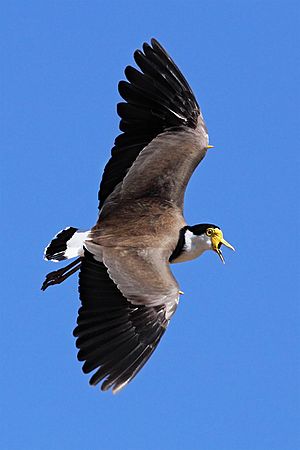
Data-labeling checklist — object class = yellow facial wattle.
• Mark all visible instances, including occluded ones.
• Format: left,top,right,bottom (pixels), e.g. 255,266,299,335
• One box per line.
209,228,235,263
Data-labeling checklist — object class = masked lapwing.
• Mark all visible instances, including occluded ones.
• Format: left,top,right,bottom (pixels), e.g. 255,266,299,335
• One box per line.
42,38,235,393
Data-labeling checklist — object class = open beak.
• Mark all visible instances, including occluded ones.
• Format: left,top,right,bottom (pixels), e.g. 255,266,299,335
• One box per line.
211,229,235,264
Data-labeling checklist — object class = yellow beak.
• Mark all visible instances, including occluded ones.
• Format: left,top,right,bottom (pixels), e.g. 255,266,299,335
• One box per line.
211,228,235,264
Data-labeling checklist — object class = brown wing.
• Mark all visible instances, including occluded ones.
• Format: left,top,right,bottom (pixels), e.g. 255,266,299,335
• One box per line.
102,246,180,315
98,38,207,210
74,250,178,393
117,127,207,209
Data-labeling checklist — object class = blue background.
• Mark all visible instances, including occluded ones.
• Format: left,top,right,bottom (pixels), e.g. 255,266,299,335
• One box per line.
1,1,299,449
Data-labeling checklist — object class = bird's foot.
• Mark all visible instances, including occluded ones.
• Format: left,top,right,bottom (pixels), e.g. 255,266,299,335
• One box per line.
41,257,82,291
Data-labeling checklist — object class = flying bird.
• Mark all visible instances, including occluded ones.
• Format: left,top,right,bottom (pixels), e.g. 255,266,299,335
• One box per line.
42,38,235,393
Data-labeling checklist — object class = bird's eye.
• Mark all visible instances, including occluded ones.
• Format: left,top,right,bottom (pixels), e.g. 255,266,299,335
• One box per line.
206,228,213,236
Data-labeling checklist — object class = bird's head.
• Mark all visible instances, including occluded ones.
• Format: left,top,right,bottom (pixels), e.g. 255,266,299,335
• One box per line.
169,223,235,265
170,223,235,264
203,225,235,263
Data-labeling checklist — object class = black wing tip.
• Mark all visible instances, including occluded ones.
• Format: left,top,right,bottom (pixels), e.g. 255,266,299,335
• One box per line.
150,37,164,51
116,40,199,135
121,37,199,122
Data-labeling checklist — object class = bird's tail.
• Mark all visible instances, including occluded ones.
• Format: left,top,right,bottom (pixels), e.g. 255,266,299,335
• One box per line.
44,227,90,262
42,227,91,291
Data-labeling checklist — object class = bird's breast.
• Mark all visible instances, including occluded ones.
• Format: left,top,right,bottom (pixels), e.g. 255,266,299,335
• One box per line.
171,230,212,264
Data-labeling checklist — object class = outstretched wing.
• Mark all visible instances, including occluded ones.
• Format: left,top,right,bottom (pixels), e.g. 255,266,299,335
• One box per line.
98,38,208,210
74,249,179,393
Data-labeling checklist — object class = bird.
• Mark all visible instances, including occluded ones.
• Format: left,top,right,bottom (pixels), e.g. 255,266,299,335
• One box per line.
42,38,235,394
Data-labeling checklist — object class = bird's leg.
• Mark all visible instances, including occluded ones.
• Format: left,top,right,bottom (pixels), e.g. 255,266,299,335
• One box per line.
41,257,82,291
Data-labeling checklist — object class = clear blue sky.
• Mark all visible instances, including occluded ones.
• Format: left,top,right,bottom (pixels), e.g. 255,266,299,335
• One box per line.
1,1,299,449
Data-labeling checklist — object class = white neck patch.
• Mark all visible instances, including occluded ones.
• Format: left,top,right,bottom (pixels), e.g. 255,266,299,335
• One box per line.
171,229,212,264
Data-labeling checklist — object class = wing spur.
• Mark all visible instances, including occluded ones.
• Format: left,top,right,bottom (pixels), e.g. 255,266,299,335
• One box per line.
74,250,177,393
98,38,202,209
